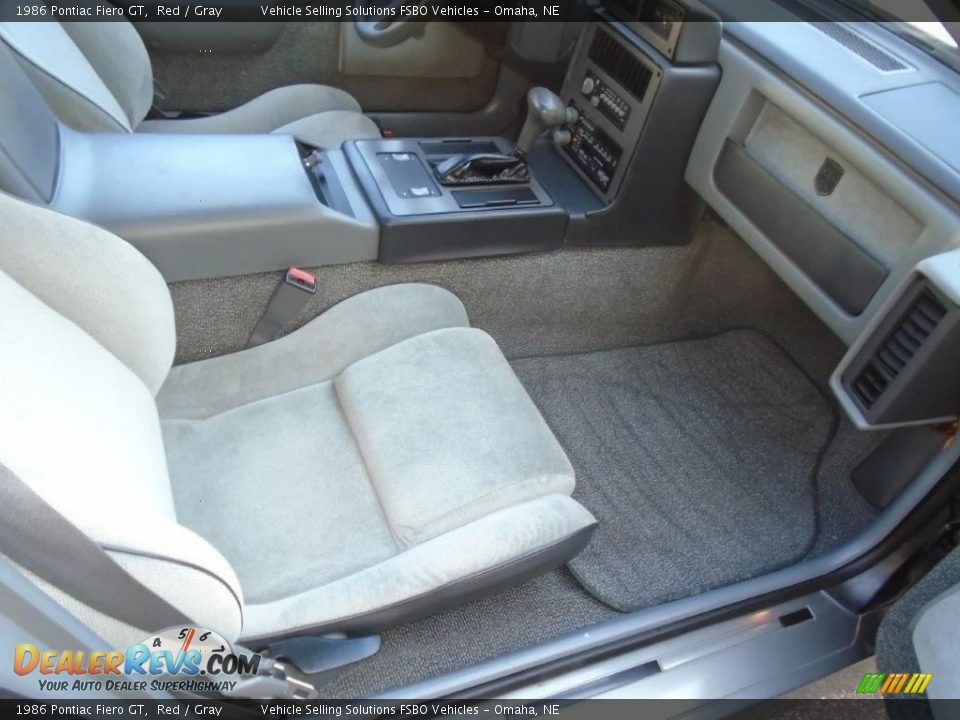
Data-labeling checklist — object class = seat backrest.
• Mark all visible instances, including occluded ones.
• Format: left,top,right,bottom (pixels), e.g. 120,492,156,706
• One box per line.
0,18,152,133
0,191,243,645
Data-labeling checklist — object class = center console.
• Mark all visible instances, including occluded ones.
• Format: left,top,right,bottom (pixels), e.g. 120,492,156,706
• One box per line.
559,24,663,198
344,136,568,263
340,1,722,264
0,2,723,281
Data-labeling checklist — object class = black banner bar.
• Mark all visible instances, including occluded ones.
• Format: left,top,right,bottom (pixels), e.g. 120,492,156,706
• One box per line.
0,699,958,720
0,0,955,22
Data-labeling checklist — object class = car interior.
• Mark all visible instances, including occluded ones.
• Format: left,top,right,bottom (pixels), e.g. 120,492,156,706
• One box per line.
1,0,960,706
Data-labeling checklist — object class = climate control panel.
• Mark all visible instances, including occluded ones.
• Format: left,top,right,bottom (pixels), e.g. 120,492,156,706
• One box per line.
580,70,632,130
558,23,663,199
562,103,623,192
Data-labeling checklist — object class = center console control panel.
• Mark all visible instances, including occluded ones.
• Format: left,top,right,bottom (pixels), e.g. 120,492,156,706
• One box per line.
558,22,663,200
580,70,633,130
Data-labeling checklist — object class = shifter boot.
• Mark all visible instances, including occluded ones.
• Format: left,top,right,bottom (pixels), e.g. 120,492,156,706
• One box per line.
434,153,531,186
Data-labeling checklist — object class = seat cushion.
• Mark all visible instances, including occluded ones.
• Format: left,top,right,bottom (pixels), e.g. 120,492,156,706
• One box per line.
0,20,151,132
337,328,576,546
2,15,380,148
0,188,591,646
163,381,400,605
138,84,381,148
160,285,594,639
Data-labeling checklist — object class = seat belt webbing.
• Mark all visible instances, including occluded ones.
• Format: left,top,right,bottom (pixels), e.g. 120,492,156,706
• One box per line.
0,463,193,631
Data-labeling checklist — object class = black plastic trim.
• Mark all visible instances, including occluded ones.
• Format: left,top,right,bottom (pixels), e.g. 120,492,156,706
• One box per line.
840,278,960,425
563,23,720,248
343,140,567,264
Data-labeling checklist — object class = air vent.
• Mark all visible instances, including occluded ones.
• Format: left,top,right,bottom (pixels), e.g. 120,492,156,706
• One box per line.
852,289,947,410
770,0,909,72
588,29,653,102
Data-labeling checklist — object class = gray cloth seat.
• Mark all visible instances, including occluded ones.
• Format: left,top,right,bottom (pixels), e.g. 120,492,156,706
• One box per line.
0,190,596,646
0,21,381,149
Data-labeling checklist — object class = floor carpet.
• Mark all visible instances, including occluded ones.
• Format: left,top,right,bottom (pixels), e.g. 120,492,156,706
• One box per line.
318,568,616,698
512,329,838,611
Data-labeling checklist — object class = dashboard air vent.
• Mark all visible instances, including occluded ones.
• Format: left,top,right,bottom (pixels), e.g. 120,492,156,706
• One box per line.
852,289,946,409
588,29,652,102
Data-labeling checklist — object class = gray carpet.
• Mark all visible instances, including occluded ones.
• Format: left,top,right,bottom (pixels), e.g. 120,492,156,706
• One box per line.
169,215,846,386
169,216,882,696
808,418,888,557
318,568,616,698
512,330,837,611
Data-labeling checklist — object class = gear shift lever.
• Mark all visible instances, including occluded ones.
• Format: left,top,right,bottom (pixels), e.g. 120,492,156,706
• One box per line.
515,87,578,155
434,87,575,187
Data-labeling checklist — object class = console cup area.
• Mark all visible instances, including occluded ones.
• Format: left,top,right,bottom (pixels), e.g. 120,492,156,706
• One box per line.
344,136,568,264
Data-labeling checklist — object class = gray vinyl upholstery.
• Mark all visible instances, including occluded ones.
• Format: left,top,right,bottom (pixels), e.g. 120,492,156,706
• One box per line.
0,191,595,647
0,20,380,149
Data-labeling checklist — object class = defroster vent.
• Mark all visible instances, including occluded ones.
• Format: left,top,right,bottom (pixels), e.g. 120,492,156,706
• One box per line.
770,0,909,72
852,288,946,410
588,29,653,102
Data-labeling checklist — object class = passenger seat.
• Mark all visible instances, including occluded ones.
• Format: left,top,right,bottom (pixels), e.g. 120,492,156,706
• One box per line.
0,19,381,149
0,191,596,646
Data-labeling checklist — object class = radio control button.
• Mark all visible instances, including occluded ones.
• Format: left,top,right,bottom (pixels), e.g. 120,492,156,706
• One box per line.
581,77,596,95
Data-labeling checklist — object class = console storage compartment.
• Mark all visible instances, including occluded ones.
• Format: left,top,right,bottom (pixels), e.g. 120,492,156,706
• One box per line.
50,129,378,282
344,137,567,264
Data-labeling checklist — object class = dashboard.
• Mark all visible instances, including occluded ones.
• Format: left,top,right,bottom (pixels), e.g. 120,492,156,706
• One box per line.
607,0,688,59
555,1,720,202
552,2,960,428
678,16,960,428
559,23,662,197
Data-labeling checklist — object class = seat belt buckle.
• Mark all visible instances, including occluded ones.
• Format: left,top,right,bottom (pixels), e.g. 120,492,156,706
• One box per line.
284,267,317,294
246,266,318,348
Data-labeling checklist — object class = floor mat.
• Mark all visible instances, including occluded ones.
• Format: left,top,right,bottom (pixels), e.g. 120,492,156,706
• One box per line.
512,329,837,612
318,568,615,698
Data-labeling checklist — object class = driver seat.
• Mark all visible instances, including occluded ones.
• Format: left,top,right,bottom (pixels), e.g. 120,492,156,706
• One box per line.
0,20,382,149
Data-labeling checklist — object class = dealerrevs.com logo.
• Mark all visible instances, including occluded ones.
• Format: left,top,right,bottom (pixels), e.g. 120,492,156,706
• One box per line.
14,627,261,694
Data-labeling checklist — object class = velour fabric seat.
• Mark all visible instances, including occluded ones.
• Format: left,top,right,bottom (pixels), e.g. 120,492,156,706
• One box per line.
0,191,596,646
0,20,381,149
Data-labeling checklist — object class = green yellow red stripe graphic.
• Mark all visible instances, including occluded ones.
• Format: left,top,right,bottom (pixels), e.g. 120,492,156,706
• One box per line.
856,672,933,695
